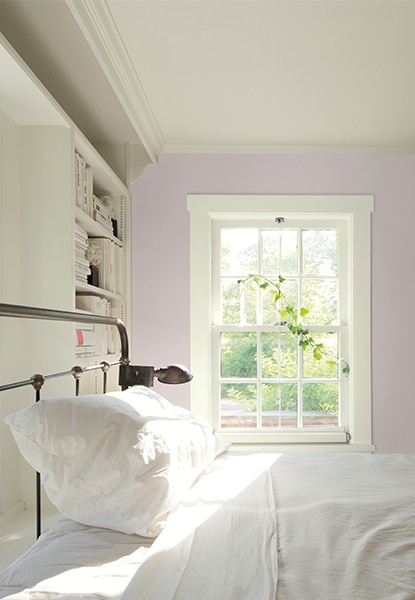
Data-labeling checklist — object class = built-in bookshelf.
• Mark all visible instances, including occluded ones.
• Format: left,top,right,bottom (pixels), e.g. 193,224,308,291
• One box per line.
73,139,131,363
0,31,133,528
0,32,131,390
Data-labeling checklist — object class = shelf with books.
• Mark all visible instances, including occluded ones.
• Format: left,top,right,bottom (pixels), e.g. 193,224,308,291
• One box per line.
75,296,121,359
74,133,129,243
75,206,122,247
73,137,131,364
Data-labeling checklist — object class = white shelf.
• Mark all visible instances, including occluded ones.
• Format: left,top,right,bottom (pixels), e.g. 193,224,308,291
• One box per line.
75,281,123,302
75,206,122,246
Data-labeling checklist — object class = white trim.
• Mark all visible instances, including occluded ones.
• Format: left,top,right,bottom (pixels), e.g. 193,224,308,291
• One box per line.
163,143,415,155
188,194,374,451
188,194,373,215
220,431,349,445
189,206,214,422
227,444,375,453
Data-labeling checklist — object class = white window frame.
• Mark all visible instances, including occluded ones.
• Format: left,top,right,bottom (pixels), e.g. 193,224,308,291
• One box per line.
188,195,374,452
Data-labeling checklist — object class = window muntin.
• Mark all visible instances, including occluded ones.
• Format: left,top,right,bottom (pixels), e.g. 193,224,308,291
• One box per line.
214,220,345,434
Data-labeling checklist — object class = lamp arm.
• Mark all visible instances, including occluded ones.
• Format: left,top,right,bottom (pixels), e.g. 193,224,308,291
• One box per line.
119,364,192,390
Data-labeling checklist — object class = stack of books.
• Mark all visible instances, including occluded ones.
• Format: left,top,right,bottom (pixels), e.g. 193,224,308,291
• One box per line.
74,319,96,358
88,237,122,294
74,223,91,284
75,152,93,216
93,195,114,235
76,296,118,356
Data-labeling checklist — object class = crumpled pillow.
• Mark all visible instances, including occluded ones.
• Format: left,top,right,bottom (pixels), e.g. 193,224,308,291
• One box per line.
4,385,228,537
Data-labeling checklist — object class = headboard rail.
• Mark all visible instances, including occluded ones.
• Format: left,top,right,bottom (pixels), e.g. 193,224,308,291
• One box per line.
0,302,192,392
0,302,130,396
0,302,130,362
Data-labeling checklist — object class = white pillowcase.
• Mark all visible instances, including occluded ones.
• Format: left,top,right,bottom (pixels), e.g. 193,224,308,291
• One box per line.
4,386,228,537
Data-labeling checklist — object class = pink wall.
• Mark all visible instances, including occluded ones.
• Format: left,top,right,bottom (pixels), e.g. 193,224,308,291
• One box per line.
131,153,415,453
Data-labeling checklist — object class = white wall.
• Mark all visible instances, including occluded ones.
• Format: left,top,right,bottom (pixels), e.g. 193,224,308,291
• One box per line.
0,118,75,516
0,109,24,516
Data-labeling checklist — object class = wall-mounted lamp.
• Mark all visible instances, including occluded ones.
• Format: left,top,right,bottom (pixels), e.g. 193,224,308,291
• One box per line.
119,363,192,389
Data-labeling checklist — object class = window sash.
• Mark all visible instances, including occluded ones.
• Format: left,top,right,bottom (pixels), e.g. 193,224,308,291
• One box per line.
213,218,347,434
213,326,348,430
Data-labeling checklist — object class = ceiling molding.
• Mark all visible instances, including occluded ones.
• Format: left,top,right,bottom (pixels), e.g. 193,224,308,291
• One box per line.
66,0,164,163
162,143,415,155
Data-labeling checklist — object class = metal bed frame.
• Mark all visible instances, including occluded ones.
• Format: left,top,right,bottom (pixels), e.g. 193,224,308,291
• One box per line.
0,302,192,537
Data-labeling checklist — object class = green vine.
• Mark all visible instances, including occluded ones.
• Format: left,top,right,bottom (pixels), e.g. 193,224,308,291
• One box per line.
238,274,350,376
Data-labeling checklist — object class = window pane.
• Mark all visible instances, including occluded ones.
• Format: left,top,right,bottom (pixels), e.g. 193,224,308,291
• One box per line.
220,383,257,428
262,229,298,275
221,278,257,325
261,332,297,378
302,278,338,325
220,332,257,378
262,278,298,325
261,383,298,428
302,229,337,276
221,228,258,275
303,333,339,378
303,383,339,427
221,279,240,324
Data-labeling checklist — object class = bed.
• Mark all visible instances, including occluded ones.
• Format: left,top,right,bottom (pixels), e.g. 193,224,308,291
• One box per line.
0,303,414,600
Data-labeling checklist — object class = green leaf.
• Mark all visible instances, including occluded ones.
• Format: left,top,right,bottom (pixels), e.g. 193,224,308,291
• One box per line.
234,273,351,375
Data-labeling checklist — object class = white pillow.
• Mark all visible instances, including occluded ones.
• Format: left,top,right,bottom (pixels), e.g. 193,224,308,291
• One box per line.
4,386,228,537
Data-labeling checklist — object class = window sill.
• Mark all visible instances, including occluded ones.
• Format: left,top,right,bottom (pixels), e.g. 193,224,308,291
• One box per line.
218,430,375,453
225,442,376,453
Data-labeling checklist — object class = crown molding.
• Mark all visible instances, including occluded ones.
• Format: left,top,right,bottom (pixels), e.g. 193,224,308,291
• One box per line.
162,142,415,155
66,0,164,164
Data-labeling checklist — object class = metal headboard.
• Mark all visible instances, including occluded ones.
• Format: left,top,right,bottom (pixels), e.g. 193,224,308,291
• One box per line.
0,302,192,538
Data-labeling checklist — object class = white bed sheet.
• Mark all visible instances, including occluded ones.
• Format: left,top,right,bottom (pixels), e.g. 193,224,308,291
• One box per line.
0,516,154,600
273,452,415,599
122,452,415,600
1,452,415,600
122,451,279,600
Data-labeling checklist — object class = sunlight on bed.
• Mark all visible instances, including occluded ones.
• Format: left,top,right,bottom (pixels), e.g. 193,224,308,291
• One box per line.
121,452,282,600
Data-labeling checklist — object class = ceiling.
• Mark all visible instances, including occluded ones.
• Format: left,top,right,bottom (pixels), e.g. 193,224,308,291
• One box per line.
1,0,415,163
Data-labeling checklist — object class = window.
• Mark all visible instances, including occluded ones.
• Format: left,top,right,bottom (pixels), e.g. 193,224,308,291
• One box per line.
188,195,374,451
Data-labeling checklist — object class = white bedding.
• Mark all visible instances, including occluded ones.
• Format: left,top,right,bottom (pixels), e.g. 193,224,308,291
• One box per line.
1,452,414,600
0,517,154,600
122,452,415,600
122,452,279,600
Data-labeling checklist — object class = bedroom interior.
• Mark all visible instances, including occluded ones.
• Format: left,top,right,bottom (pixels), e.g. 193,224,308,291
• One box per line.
0,1,414,598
